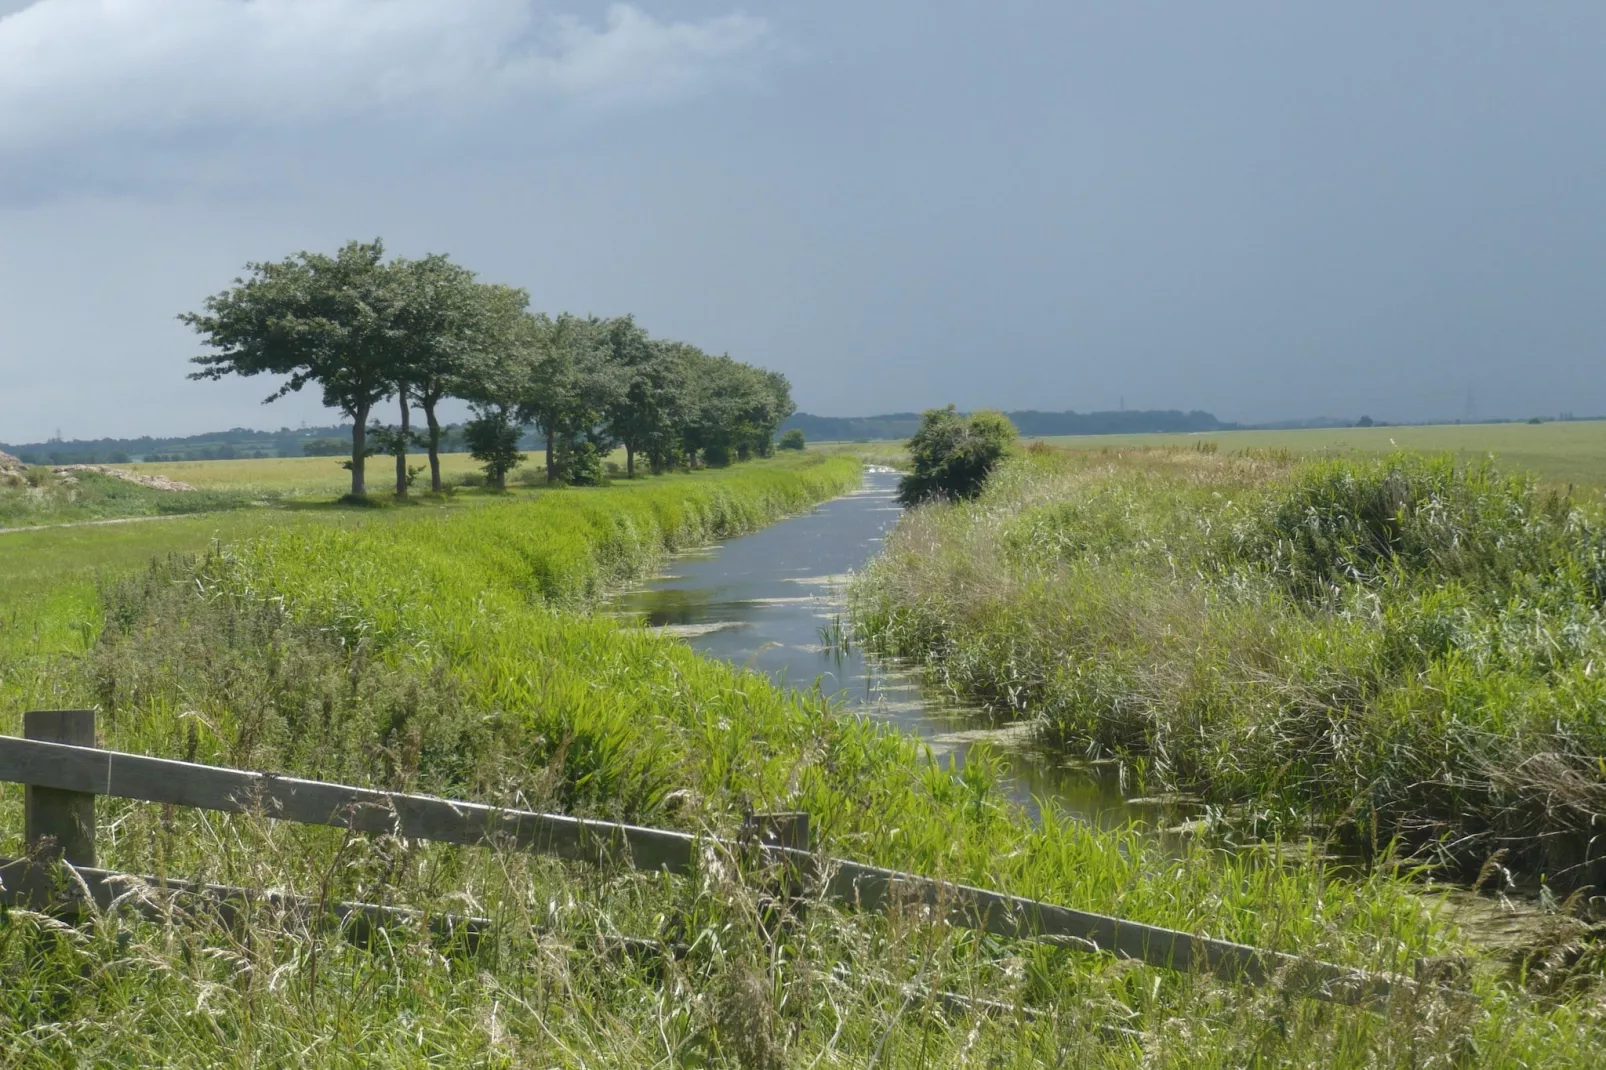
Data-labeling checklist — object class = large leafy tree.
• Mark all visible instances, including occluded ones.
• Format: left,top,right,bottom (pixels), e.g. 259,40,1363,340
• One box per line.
744,368,796,459
182,239,399,498
600,317,684,478
391,254,486,493
520,313,623,483
677,352,795,466
455,284,536,489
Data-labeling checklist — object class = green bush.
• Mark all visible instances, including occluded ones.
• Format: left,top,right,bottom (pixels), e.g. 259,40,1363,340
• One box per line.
777,428,806,451
462,410,524,489
896,405,1017,505
551,431,606,486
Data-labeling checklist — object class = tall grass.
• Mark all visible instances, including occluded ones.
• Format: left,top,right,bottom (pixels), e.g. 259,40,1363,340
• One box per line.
3,452,1604,1063
852,447,1606,886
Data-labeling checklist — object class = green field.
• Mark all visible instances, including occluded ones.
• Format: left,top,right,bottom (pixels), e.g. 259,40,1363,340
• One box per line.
816,419,1606,490
1036,420,1606,489
128,451,488,493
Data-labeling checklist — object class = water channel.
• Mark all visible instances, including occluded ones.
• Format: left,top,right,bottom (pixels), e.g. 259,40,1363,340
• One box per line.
607,466,1559,945
610,466,1161,827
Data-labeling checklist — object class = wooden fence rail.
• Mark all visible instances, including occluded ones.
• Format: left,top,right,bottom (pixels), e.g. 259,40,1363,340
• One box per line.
3,711,1407,1009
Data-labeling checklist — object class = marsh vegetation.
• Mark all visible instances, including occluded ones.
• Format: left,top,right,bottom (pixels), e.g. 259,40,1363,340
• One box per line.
855,445,1606,888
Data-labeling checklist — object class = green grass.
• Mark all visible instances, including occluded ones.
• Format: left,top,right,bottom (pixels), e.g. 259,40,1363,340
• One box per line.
1032,419,1606,491
4,450,1606,1063
852,446,1606,888
814,419,1606,491
129,451,497,494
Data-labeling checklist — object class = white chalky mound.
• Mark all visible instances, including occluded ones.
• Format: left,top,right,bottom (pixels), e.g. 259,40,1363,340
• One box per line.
50,465,197,492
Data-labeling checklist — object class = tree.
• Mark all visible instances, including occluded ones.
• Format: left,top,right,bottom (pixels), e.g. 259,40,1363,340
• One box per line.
896,406,1018,505
368,422,423,491
183,239,400,498
600,317,683,479
643,342,703,472
391,254,485,493
454,285,536,489
1356,415,1374,428
301,437,347,457
747,369,796,458
519,314,623,483
777,428,806,451
675,351,791,466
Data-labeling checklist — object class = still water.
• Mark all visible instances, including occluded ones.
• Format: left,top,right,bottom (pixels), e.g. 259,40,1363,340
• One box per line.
610,467,1162,827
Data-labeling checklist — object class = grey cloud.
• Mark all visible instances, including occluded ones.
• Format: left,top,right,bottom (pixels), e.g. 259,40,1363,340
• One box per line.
0,1,771,151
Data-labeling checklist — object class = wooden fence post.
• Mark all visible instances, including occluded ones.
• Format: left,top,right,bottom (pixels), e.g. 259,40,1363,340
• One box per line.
742,810,812,910
745,811,810,856
24,710,97,868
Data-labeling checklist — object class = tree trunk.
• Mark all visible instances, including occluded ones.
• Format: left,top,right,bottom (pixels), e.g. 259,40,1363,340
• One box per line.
350,407,369,497
545,429,555,484
422,396,443,493
395,389,411,497
625,444,635,479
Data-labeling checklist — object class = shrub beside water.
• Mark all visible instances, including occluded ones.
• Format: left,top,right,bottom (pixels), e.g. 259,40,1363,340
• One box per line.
896,405,1018,505
855,448,1606,884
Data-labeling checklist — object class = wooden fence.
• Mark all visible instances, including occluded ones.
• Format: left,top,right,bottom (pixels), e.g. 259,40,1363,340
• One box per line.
3,710,1407,1009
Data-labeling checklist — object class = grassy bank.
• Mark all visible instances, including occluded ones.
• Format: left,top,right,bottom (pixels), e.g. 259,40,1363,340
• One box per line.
853,446,1606,886
2,452,1603,1063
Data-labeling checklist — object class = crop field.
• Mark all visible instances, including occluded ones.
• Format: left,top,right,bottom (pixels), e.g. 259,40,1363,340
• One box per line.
126,448,630,495
128,451,488,494
4,449,1606,1062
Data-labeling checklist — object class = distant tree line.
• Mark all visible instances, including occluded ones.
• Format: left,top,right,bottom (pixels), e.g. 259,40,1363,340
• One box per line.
182,240,794,497
782,408,1231,442
300,426,474,458
0,425,354,466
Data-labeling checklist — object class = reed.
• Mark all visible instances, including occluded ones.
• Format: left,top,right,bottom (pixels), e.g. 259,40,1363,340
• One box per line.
852,447,1606,887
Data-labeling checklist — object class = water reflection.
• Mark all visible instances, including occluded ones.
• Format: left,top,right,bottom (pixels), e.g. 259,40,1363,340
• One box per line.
609,467,1166,826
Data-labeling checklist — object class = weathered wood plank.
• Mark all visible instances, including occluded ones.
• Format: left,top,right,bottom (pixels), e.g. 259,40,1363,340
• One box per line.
23,711,97,867
822,858,1400,1007
0,735,699,873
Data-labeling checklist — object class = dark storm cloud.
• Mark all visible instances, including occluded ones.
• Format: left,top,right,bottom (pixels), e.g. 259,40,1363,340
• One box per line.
1,1,1603,440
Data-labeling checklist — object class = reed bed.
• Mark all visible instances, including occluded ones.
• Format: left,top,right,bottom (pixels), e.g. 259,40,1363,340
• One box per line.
852,447,1606,886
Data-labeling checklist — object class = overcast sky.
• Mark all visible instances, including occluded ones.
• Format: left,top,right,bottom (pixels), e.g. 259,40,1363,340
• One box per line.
2,1,1604,441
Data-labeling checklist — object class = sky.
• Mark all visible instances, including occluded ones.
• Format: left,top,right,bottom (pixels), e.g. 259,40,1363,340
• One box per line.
2,1,1604,441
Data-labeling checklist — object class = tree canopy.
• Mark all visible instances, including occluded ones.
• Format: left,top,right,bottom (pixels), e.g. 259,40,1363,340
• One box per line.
183,239,797,496
183,239,400,497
